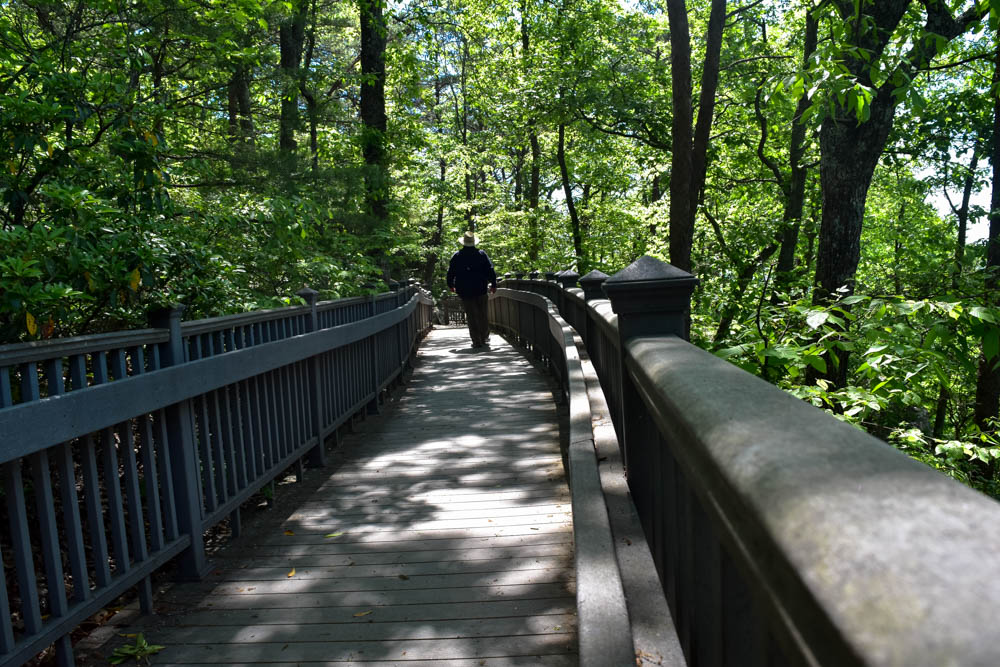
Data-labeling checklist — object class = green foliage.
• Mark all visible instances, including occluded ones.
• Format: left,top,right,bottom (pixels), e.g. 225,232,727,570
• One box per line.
3,0,1000,501
109,633,165,665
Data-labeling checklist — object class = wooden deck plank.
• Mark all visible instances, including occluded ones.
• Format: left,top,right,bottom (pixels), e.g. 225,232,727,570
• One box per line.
141,634,576,663
153,659,577,667
147,598,576,626
214,543,572,564
96,327,576,665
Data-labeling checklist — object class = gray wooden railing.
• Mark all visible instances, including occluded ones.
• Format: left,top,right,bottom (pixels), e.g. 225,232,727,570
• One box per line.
0,285,433,666
498,259,1000,667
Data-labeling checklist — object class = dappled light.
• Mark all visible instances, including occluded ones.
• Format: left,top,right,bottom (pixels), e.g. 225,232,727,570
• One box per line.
95,328,577,665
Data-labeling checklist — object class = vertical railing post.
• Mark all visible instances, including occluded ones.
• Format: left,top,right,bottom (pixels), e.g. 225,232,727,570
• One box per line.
297,287,326,468
602,255,698,467
556,269,579,320
367,292,381,415
578,270,609,351
149,305,208,580
389,281,405,377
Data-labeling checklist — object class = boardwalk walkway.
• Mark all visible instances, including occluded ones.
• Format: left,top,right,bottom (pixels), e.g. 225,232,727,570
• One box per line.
95,327,578,666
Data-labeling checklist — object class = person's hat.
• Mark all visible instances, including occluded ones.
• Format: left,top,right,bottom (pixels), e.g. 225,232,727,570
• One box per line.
459,231,479,247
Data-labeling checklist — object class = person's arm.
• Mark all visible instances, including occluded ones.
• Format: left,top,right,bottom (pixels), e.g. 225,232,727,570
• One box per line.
484,252,498,293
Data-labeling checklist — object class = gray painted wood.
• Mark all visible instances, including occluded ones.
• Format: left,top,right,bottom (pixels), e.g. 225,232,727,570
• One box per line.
103,327,577,665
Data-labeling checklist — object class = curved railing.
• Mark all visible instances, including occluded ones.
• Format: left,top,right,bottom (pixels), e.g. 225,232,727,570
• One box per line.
489,287,676,667
500,259,1000,667
0,286,433,666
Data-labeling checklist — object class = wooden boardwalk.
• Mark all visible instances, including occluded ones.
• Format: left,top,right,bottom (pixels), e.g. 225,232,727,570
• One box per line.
96,327,577,666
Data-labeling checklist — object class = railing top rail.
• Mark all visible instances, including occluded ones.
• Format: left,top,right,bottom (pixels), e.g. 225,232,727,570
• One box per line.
0,293,423,464
179,305,312,335
316,295,368,312
0,329,169,366
626,333,1000,666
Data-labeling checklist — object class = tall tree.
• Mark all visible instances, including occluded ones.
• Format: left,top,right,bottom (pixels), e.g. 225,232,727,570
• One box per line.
974,30,1000,429
811,0,985,386
665,0,727,272
279,0,309,160
359,0,389,233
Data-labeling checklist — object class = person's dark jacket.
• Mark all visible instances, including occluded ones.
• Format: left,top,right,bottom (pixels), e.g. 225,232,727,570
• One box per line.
447,246,497,298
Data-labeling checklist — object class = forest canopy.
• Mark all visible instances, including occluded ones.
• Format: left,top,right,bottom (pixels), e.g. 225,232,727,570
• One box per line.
4,0,1000,494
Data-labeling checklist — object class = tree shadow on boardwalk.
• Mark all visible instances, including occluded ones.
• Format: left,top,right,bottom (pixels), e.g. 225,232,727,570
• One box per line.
84,327,578,666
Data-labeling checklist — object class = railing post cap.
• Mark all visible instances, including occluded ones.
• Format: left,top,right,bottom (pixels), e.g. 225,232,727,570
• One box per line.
578,270,610,301
545,271,557,281
388,280,401,291
296,287,319,304
603,256,698,298
514,271,525,279
149,303,186,324
603,256,698,339
504,272,512,278
529,270,540,279
556,270,580,288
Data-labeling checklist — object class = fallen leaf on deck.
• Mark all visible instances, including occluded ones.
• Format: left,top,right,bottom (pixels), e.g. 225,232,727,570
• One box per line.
530,527,539,530
398,574,409,580
284,530,295,536
324,532,344,538
353,610,372,617
287,568,296,577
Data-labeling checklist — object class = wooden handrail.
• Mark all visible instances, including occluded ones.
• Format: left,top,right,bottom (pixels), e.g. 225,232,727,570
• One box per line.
504,260,1000,666
0,288,434,666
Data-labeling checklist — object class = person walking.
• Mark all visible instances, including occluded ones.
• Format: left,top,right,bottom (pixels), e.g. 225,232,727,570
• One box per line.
446,230,498,348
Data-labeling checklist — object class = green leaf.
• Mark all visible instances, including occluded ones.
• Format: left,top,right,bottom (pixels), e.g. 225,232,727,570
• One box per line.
984,327,999,361
806,310,830,329
806,355,827,374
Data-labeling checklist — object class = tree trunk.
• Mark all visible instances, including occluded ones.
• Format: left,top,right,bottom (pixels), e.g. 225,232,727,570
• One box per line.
359,0,389,228
279,1,307,160
304,0,319,171
811,0,984,387
815,95,896,303
528,131,541,262
713,244,778,344
422,158,447,288
974,35,1000,430
521,1,541,263
558,123,585,272
954,148,979,275
773,12,817,293
665,0,727,272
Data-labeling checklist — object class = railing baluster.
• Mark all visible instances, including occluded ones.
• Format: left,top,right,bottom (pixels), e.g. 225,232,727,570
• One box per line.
154,410,179,542
30,449,74,663
141,413,166,552
79,433,111,588
209,390,227,506
230,384,248,491
5,460,42,636
197,395,217,513
101,426,131,575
